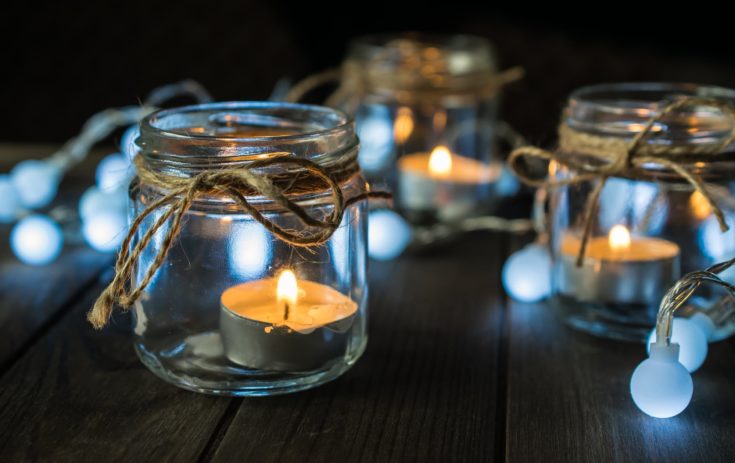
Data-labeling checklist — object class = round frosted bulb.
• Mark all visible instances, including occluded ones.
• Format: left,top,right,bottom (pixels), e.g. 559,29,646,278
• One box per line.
11,214,63,265
647,317,710,372
79,186,127,221
82,211,127,252
502,243,551,302
10,160,60,208
630,344,693,418
368,209,412,261
0,175,21,223
96,154,132,192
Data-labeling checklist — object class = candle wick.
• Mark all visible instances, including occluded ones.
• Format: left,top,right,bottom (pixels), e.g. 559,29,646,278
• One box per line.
284,302,290,321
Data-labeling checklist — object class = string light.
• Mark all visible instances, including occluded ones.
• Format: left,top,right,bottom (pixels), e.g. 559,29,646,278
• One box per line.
3,80,213,265
646,314,714,372
502,242,551,302
368,209,412,261
11,215,63,265
631,256,735,418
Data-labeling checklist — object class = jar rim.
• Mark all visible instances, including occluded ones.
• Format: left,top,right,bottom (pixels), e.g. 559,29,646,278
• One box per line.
345,32,497,93
566,82,735,144
137,101,358,176
141,101,353,144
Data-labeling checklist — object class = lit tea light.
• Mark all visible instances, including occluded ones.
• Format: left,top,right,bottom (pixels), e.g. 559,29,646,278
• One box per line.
428,145,452,178
219,269,358,371
556,224,680,306
397,145,500,221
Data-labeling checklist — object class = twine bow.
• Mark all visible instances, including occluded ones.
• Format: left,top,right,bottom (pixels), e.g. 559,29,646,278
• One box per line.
88,153,390,329
509,97,735,266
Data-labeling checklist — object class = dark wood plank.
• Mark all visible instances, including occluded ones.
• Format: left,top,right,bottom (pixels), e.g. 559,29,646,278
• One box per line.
0,243,111,370
209,233,509,463
0,282,234,462
506,259,735,461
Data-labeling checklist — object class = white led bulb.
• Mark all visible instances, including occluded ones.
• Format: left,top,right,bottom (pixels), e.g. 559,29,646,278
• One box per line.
368,209,412,261
11,214,63,265
630,343,693,418
502,243,551,303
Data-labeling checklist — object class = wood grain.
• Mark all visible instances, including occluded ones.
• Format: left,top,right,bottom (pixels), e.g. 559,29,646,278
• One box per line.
0,283,234,462
209,233,509,463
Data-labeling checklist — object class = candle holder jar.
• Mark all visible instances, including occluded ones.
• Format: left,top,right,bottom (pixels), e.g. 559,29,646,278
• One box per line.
331,33,515,227
127,102,369,396
546,83,735,342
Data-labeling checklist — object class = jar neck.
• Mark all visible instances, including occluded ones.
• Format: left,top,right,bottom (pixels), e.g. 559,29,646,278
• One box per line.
137,102,358,178
563,82,735,148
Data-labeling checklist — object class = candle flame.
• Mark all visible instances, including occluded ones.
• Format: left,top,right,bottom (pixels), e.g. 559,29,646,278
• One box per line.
608,224,631,251
276,269,298,308
689,191,711,220
428,145,452,178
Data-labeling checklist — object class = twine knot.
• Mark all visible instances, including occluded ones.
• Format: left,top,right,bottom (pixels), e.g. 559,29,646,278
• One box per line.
509,96,735,266
88,152,390,329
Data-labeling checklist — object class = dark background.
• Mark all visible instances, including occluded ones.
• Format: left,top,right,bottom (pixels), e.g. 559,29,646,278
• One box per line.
2,1,734,146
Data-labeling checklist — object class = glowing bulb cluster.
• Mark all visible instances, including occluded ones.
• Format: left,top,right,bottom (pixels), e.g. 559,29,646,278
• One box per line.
502,243,551,303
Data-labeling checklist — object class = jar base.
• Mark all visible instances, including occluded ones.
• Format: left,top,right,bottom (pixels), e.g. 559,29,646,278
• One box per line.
134,332,366,396
552,294,655,342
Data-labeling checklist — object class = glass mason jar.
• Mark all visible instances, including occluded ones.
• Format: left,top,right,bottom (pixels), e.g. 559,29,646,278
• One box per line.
549,83,735,342
333,33,512,227
130,102,368,395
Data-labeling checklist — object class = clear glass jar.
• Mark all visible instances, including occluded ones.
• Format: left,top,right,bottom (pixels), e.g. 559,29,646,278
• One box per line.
550,83,735,342
335,33,508,226
130,102,368,395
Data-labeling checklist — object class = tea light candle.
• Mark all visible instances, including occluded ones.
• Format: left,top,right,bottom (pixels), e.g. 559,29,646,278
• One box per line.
397,145,499,220
219,269,358,372
556,225,680,305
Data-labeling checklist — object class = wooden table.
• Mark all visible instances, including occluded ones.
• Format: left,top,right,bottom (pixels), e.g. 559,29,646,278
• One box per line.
1,145,735,462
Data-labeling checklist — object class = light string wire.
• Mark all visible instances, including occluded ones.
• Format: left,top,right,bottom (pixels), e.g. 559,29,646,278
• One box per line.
655,256,735,346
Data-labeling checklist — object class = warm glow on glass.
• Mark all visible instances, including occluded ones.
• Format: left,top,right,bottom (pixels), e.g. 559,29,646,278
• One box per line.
393,107,414,144
276,269,298,308
428,145,452,178
609,224,631,251
689,191,711,220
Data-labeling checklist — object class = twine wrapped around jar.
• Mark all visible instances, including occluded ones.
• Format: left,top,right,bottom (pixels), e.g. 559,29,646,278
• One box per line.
509,97,735,266
284,61,524,113
88,152,390,329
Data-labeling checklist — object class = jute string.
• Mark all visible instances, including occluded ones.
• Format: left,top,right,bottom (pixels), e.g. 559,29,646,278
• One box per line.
509,97,735,266
88,152,390,329
284,62,524,111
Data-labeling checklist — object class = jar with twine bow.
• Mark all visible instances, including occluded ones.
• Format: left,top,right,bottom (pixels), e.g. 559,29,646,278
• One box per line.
285,33,525,234
89,102,389,395
509,82,735,342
